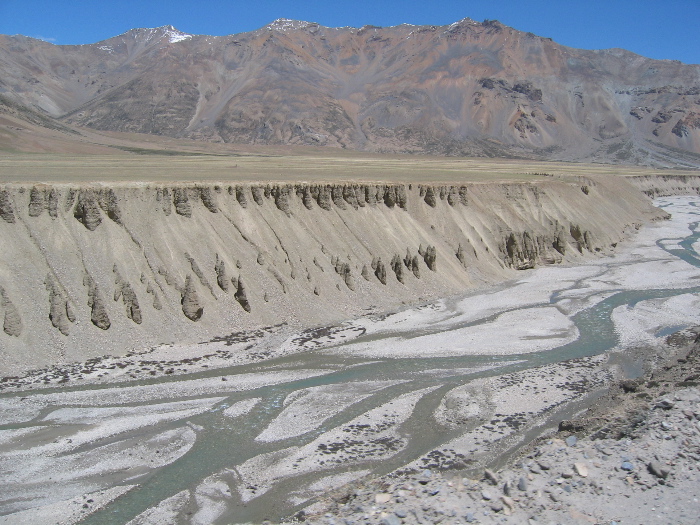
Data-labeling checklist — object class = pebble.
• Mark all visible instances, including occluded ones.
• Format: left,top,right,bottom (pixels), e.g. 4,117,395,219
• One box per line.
503,481,511,496
574,462,589,477
465,512,476,523
656,399,675,410
647,461,670,479
394,509,408,519
380,516,401,525
375,493,392,504
484,469,498,485
518,477,528,491
501,495,515,510
566,436,578,447
621,462,634,471
481,490,493,501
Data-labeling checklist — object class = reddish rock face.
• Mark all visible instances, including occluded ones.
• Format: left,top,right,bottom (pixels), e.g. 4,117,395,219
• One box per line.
0,19,699,166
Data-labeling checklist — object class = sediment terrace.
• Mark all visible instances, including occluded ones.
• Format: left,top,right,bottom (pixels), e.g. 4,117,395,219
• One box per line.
0,171,672,375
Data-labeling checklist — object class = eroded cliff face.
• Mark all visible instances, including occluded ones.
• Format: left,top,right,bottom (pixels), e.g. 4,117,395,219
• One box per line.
627,174,700,197
0,177,665,374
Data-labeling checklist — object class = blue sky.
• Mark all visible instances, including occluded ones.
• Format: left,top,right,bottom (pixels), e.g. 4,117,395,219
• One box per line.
1,0,698,64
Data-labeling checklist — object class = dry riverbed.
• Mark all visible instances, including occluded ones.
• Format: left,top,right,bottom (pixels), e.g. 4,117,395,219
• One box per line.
302,331,700,525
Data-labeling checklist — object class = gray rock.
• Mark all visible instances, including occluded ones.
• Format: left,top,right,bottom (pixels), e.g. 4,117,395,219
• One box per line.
481,490,493,500
380,516,401,525
394,509,408,519
465,512,476,523
621,461,634,471
484,469,498,485
503,481,511,496
655,398,675,410
517,477,528,491
647,461,670,479
565,436,578,447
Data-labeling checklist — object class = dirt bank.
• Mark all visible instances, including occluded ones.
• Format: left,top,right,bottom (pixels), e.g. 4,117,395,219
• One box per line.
0,175,665,376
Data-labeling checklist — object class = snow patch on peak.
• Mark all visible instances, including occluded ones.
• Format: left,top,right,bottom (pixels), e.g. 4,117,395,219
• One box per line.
158,25,192,43
266,19,314,32
121,25,192,44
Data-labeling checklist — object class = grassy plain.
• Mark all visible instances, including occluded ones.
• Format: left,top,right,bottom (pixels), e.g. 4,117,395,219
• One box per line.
2,148,699,186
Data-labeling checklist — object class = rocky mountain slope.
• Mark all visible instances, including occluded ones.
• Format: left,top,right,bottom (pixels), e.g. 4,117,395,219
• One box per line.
1,19,700,166
0,175,667,375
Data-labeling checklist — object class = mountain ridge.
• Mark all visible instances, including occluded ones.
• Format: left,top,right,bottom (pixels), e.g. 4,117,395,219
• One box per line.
1,18,699,166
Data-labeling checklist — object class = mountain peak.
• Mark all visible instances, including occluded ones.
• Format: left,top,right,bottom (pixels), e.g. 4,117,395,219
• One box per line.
113,25,192,44
265,18,316,32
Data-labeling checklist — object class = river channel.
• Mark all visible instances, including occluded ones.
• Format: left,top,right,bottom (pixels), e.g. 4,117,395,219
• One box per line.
1,196,699,525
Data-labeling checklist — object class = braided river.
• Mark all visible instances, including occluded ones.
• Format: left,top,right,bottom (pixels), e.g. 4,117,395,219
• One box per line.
1,196,699,524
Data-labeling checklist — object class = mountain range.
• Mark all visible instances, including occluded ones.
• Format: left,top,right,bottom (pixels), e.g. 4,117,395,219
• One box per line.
1,18,700,167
